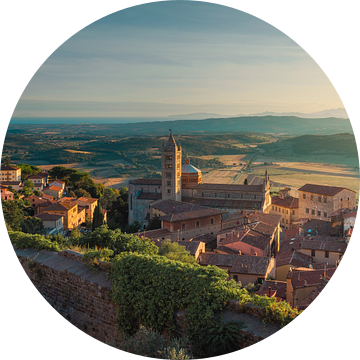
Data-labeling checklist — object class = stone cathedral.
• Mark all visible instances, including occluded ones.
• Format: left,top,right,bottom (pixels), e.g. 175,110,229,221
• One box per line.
128,132,271,225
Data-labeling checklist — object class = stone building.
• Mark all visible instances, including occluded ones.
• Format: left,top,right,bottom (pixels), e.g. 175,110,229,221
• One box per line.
128,131,271,225
270,187,299,230
298,184,356,221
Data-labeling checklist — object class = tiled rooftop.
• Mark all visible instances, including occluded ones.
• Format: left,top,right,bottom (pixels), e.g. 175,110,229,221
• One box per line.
196,183,264,192
298,184,355,196
257,280,287,299
271,196,299,209
199,253,272,276
288,267,336,289
300,239,347,253
129,178,162,185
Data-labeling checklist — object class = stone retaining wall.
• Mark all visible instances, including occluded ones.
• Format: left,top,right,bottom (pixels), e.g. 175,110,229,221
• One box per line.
15,247,281,350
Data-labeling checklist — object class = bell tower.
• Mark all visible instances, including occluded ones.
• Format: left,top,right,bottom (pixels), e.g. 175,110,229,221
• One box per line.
162,130,182,201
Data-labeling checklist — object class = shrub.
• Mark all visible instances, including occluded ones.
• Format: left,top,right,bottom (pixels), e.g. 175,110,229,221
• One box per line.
194,318,246,357
9,231,62,252
109,326,192,359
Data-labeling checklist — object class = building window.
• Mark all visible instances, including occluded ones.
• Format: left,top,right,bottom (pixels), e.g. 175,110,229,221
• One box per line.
311,209,315,215
282,209,284,213
303,194,306,199
167,189,171,194
165,164,172,169
166,173,172,179
306,208,309,214
286,219,288,224
272,206,274,210
317,211,321,217
228,194,230,198
233,275,238,282
167,181,171,186
293,210,295,215
324,197,327,203
318,196,322,202
325,251,329,258
311,195,314,201
181,223,186,230
196,220,200,227
210,218,214,225
165,155,172,160
275,207,277,211
202,192,204,197
311,249,315,257
324,212,328,217
286,210,288,214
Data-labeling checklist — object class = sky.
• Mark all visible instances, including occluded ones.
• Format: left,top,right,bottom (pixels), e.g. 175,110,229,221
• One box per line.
13,1,345,118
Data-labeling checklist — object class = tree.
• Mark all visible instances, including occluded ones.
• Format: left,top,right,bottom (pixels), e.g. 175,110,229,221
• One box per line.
125,221,142,233
158,239,196,264
2,200,25,231
74,188,92,198
17,163,41,181
20,217,45,234
146,214,161,230
99,187,117,209
3,155,12,166
92,203,104,230
23,180,34,189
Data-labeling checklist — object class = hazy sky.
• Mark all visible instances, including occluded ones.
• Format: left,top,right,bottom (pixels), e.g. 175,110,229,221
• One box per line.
13,1,344,118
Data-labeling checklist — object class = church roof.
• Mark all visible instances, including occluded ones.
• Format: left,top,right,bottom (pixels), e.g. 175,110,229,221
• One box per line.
164,132,177,149
181,163,201,174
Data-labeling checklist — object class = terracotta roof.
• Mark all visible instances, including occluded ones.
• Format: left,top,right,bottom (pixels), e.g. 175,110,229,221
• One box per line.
43,201,76,212
257,280,287,299
137,192,162,200
191,233,217,244
141,228,172,239
298,184,355,196
196,183,264,192
77,197,98,204
275,233,304,267
160,207,224,223
343,210,357,219
0,181,21,185
271,196,299,209
51,179,65,184
34,213,63,221
181,196,263,210
300,239,347,253
177,241,203,255
301,219,332,237
1,165,20,171
288,267,336,289
45,185,62,192
199,253,273,276
129,178,162,185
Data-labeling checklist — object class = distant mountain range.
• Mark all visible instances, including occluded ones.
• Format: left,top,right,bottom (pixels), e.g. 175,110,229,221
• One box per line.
115,115,352,136
167,108,348,120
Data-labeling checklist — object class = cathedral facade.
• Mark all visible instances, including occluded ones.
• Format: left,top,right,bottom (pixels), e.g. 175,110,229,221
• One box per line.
128,132,271,225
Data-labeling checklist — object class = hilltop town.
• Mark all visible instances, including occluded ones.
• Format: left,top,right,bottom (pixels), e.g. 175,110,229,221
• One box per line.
1,130,357,357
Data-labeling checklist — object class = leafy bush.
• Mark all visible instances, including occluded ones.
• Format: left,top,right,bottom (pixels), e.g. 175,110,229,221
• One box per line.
9,231,62,252
110,253,249,339
194,318,245,357
109,326,192,359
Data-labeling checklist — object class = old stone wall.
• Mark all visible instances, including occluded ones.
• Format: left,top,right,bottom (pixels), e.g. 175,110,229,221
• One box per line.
15,247,281,350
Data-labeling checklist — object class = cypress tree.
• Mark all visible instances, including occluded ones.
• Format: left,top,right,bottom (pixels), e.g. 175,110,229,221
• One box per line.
92,203,104,230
